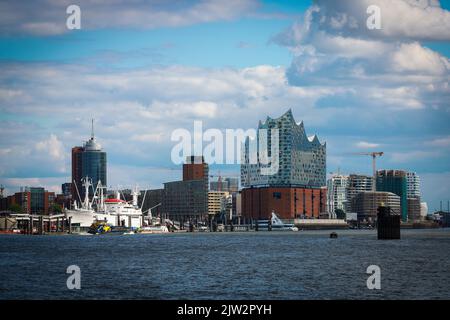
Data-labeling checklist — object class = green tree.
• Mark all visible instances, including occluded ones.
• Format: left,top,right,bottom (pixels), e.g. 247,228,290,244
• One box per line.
335,208,346,220
8,203,23,213
50,203,62,214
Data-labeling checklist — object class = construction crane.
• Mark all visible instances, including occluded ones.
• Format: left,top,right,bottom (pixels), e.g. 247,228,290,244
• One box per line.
350,152,384,191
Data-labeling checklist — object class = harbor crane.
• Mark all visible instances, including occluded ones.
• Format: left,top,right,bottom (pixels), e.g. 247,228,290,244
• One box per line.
350,152,384,191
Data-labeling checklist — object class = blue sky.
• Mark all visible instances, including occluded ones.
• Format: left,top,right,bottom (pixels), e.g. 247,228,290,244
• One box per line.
0,0,449,211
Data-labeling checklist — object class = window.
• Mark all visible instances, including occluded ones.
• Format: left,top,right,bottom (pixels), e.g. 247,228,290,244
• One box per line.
273,192,282,199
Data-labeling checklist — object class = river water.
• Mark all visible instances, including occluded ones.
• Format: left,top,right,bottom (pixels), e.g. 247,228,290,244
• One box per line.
0,229,449,299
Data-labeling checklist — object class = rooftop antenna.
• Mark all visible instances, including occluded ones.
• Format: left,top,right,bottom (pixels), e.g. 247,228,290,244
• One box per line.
91,118,94,140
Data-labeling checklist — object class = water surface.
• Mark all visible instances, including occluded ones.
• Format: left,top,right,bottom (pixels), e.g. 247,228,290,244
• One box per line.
0,229,449,299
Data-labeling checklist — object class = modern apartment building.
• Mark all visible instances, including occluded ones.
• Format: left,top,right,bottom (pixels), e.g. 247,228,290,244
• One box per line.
345,174,373,212
406,172,421,199
327,174,349,216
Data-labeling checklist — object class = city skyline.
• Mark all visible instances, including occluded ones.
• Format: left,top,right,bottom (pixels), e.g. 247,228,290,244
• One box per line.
1,0,450,211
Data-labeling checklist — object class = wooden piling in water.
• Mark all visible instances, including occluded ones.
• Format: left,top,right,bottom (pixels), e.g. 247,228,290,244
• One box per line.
39,216,43,235
29,215,33,235
377,206,400,240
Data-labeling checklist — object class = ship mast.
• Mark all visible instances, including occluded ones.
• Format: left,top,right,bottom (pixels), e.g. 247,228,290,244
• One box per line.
82,176,92,209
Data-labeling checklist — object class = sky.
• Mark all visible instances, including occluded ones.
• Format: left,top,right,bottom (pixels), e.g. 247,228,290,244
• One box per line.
0,0,449,212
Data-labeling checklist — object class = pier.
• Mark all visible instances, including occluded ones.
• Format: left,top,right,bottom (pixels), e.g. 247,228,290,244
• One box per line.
6,213,72,235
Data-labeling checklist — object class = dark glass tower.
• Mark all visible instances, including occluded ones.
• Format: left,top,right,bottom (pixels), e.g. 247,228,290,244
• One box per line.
72,120,107,201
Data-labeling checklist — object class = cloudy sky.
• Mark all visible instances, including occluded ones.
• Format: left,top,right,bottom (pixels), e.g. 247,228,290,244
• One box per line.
0,0,449,211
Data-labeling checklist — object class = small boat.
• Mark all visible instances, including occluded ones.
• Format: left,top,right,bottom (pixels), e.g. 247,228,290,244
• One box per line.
138,225,169,234
257,211,299,231
88,221,111,235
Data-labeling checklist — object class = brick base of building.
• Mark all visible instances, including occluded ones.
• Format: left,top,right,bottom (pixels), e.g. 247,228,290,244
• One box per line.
241,186,327,220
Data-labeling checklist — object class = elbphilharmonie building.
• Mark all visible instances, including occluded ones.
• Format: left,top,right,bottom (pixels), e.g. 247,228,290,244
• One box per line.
241,110,327,220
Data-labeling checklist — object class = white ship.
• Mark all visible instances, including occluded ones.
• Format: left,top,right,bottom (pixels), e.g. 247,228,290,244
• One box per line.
65,177,96,230
94,187,144,229
65,178,169,233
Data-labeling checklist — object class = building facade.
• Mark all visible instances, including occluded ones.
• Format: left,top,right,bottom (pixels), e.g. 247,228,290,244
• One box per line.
208,191,230,216
183,156,208,190
163,180,208,221
241,109,326,188
61,183,72,197
139,189,164,217
406,172,421,199
0,187,55,214
327,174,349,216
407,197,422,221
376,170,408,222
345,174,373,212
350,191,401,222
240,110,327,220
242,186,327,220
161,156,209,221
210,177,239,193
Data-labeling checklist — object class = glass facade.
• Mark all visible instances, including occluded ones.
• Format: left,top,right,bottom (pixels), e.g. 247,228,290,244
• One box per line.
72,129,107,201
241,109,326,188
376,170,408,222
81,150,107,197
30,187,45,214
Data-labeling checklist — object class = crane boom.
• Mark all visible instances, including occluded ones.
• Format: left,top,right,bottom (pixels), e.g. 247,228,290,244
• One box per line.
348,152,384,191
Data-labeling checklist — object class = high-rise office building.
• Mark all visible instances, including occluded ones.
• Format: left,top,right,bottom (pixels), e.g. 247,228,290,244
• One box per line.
241,110,327,219
71,121,107,201
327,174,349,215
376,170,408,222
71,146,84,201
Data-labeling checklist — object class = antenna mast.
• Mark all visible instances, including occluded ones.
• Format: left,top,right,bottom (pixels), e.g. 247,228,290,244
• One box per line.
91,118,94,139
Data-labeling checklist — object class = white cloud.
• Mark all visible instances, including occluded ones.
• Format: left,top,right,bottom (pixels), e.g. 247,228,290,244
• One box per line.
0,0,259,35
391,42,450,75
35,134,65,161
310,0,450,41
429,136,450,147
273,0,450,114
390,150,440,163
0,63,336,185
355,141,380,148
